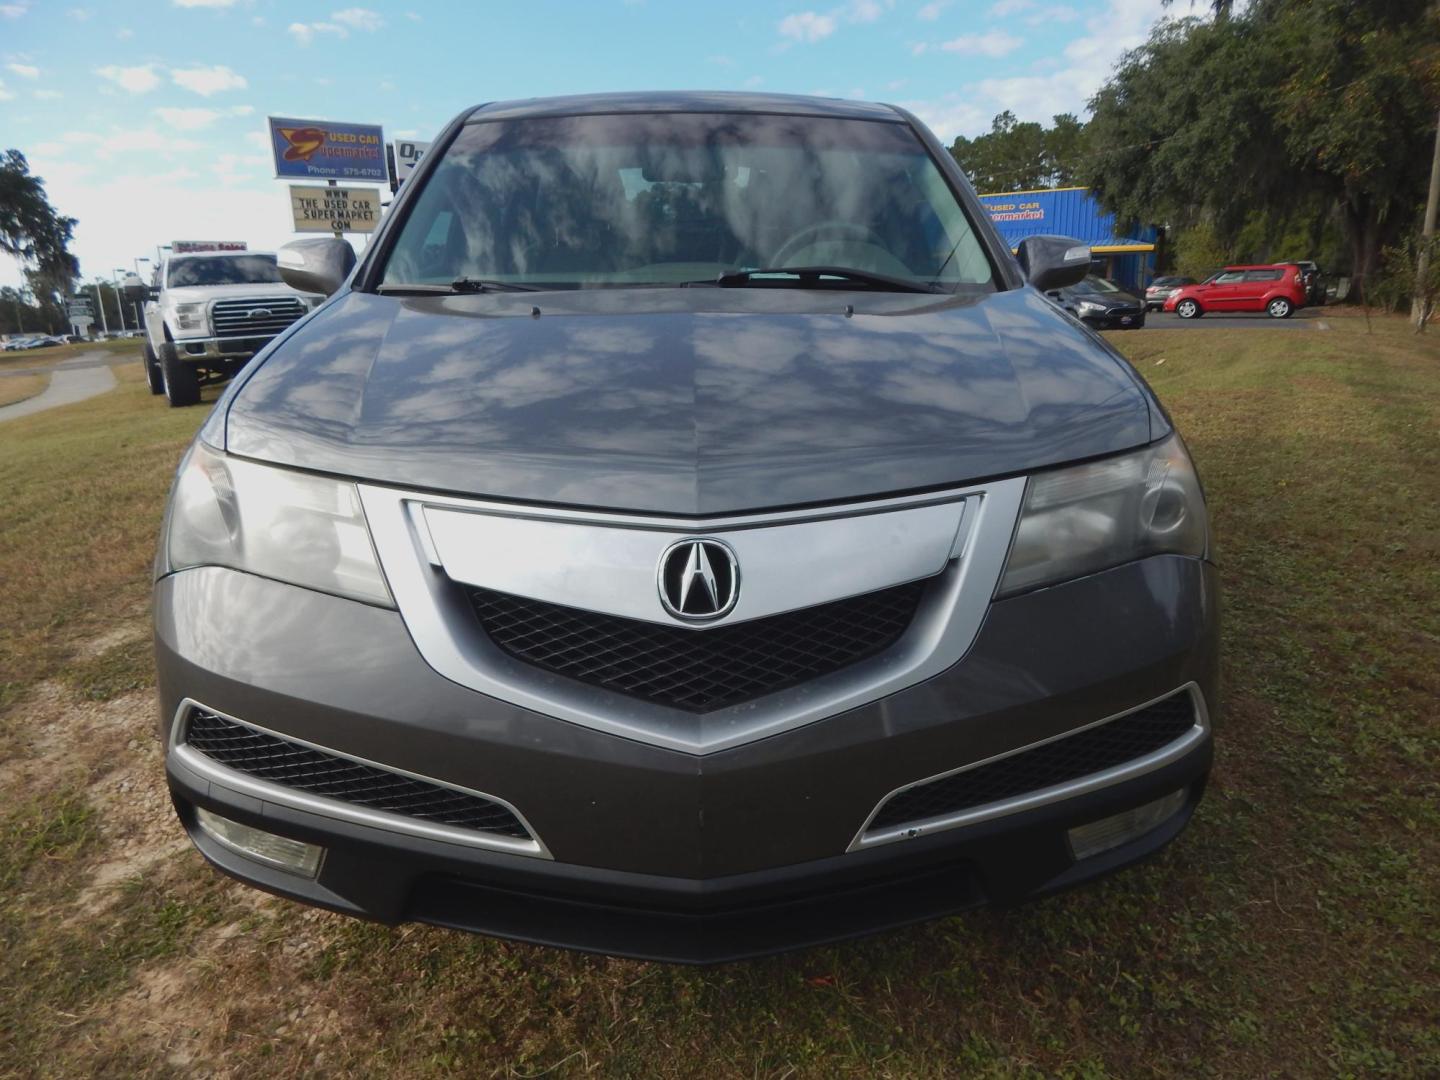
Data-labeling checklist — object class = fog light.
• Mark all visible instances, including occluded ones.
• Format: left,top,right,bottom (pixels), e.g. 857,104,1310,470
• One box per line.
1067,788,1188,861
194,807,323,878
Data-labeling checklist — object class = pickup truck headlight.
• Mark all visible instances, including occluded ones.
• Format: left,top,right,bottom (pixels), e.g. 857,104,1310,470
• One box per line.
173,302,208,333
998,435,1208,596
163,441,393,606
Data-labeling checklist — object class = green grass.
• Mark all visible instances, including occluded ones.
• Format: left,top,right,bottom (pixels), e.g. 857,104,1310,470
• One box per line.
0,316,1436,1076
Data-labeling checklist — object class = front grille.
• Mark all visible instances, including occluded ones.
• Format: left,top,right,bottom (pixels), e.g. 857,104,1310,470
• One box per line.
468,581,928,712
211,296,306,338
184,710,530,838
868,691,1198,832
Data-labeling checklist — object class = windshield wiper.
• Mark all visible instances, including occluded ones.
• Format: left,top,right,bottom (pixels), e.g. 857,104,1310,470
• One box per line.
375,278,540,295
705,266,943,294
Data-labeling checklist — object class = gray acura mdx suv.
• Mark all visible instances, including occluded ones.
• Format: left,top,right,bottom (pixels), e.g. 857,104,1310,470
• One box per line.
155,93,1217,963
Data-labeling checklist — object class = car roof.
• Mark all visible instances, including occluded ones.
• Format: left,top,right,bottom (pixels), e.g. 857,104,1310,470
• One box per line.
465,91,904,124
1222,264,1294,271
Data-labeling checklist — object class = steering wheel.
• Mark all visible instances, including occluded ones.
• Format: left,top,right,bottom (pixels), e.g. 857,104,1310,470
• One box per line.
770,220,887,268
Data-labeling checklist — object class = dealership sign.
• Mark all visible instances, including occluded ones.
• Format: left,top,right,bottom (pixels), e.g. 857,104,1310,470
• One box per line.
172,240,247,253
268,116,386,183
390,138,431,187
289,185,381,233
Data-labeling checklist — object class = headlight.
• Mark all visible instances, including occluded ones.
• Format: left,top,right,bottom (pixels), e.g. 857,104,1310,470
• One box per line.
173,302,208,332
1076,300,1106,315
998,434,1208,596
163,441,393,606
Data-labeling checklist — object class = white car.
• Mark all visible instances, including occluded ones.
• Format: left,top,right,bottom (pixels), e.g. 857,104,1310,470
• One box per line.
138,250,323,407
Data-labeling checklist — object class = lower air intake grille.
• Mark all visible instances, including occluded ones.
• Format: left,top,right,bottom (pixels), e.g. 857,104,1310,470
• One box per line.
184,710,530,838
868,690,1198,832
468,580,928,713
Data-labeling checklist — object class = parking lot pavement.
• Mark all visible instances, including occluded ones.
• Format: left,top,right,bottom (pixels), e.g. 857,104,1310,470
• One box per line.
0,364,118,423
1144,309,1329,330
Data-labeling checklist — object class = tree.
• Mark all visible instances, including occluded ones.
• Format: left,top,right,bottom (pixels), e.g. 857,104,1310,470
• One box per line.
1084,2,1440,302
0,149,79,304
949,112,1093,193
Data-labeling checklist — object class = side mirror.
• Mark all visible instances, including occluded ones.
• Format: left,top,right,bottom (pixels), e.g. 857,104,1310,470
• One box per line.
1016,235,1091,292
277,238,356,297
120,275,148,304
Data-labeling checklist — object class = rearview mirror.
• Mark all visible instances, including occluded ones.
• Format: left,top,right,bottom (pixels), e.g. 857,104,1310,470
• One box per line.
1016,235,1091,292
277,238,356,297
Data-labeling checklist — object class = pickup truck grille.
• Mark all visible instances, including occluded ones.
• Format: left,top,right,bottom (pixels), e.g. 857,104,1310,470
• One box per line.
211,296,307,338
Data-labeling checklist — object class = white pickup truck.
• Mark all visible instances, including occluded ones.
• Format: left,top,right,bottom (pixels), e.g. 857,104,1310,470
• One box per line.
139,249,322,406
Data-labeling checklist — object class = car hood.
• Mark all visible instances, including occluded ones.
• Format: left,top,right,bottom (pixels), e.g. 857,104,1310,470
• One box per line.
224,286,1159,515
1073,289,1144,309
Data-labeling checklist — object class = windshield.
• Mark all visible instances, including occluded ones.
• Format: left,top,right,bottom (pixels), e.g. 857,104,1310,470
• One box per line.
1074,275,1121,294
379,112,995,291
167,255,282,287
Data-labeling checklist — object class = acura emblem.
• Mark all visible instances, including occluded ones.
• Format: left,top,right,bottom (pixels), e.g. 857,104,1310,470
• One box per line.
658,539,740,621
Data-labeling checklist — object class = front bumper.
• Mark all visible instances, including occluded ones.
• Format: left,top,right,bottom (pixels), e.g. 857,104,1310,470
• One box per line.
156,555,1219,963
1081,309,1147,330
168,335,278,362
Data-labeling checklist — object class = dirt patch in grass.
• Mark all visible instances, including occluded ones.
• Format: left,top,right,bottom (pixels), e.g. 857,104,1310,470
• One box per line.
0,315,1436,1076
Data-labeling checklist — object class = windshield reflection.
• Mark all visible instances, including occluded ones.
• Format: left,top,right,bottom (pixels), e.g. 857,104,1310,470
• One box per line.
381,113,995,292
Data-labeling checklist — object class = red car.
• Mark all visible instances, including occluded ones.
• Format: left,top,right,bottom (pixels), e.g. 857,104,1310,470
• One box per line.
1163,264,1306,319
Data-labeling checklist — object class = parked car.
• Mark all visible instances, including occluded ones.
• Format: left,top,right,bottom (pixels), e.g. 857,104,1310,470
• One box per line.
155,92,1216,963
1049,274,1147,329
1145,275,1194,311
133,248,322,407
1164,263,1307,319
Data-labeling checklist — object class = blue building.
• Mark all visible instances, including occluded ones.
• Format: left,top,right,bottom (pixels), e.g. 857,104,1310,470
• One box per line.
977,187,1157,292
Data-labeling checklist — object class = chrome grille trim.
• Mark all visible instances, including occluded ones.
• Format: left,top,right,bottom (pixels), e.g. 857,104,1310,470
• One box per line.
167,698,551,859
359,477,1028,755
210,296,307,338
848,683,1209,851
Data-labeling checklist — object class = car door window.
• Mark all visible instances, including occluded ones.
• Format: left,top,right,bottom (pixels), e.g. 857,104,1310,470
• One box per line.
1212,271,1245,285
1244,269,1282,282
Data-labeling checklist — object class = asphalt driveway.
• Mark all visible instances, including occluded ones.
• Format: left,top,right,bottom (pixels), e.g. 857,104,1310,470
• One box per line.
1144,308,1329,330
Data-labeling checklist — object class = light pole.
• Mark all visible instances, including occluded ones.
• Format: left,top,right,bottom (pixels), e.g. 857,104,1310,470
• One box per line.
92,281,109,337
113,270,131,331
133,257,151,328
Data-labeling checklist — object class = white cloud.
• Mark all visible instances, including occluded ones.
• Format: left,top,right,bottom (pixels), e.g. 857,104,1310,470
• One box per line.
172,64,247,95
290,8,383,42
330,7,383,31
7,62,39,79
990,0,1032,12
778,11,836,43
846,0,889,22
33,89,61,100
0,80,13,102
938,30,1023,57
1025,4,1079,25
243,130,269,150
173,0,241,6
743,74,764,88
230,104,254,116
95,64,161,94
900,94,990,143
405,10,420,19
154,106,223,130
917,1,949,18
0,3,30,17
67,7,92,20
117,26,133,38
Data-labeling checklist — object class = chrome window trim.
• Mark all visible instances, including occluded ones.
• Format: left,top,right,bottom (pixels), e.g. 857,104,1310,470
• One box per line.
168,698,551,860
359,477,1027,755
848,683,1209,851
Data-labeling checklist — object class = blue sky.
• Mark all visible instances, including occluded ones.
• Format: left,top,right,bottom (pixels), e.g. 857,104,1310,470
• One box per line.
0,0,1173,289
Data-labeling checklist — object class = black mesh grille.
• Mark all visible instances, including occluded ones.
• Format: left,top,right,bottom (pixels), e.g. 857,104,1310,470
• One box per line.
185,710,530,838
869,691,1198,832
468,581,927,713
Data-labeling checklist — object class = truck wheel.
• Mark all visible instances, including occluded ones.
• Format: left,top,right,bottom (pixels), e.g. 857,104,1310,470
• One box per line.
160,343,201,407
143,342,164,395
